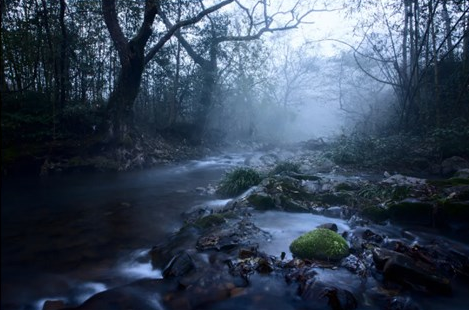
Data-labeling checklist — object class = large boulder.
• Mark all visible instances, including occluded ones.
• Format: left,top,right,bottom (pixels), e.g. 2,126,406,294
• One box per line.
372,248,451,295
441,156,469,176
289,228,349,261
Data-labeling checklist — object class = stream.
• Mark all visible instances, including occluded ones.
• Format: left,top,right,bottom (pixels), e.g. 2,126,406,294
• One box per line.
1,152,469,310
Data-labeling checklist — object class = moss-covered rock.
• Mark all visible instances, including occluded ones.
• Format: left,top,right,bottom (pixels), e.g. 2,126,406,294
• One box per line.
280,195,308,212
194,214,226,229
360,206,389,223
289,228,349,261
387,199,434,225
247,193,276,210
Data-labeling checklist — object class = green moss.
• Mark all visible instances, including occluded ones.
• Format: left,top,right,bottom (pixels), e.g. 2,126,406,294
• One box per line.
361,206,389,222
388,200,434,225
248,193,276,210
216,167,261,197
289,228,349,261
194,214,226,229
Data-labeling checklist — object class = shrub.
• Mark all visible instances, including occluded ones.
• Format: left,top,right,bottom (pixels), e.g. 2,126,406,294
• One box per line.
289,228,349,261
270,161,301,175
217,167,261,197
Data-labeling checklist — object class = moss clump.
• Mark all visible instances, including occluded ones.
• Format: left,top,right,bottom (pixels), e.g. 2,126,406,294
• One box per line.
194,214,226,229
217,167,261,197
289,228,349,261
248,193,276,210
271,161,300,175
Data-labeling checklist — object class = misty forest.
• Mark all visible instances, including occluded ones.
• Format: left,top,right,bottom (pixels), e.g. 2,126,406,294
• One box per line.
2,0,469,309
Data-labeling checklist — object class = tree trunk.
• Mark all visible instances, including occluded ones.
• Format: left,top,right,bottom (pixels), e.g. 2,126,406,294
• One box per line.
106,43,146,142
442,0,455,61
59,0,68,109
0,0,9,93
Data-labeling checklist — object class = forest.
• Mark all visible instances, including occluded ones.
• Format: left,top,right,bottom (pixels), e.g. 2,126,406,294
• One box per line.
1,1,469,310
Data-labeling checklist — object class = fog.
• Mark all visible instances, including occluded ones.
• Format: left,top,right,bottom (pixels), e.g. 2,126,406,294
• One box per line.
205,4,387,144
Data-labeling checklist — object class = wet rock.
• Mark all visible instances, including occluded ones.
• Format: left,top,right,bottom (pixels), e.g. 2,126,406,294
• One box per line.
247,192,276,210
381,174,426,186
386,296,422,310
362,229,384,244
441,156,469,176
372,248,452,294
387,199,434,226
65,279,168,310
360,206,389,223
300,277,358,310
279,195,309,212
436,200,469,233
42,300,66,310
163,251,195,278
196,219,270,252
317,223,338,232
323,206,344,218
454,168,469,178
340,254,367,276
194,214,226,229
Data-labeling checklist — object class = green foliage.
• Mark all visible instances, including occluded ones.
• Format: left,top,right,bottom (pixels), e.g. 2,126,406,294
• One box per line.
427,118,469,159
217,167,261,197
270,161,301,175
1,92,55,145
289,228,349,261
358,184,410,201
331,118,469,169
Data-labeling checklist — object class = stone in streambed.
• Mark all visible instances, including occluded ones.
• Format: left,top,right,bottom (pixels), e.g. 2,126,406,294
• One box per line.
372,247,451,295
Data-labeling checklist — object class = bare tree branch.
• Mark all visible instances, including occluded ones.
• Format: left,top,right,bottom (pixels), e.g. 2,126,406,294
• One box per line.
144,0,234,64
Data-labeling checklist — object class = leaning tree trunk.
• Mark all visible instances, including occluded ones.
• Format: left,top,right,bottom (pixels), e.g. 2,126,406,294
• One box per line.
106,46,146,143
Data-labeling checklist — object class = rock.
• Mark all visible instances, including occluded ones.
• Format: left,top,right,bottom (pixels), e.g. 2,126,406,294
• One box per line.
317,223,338,232
300,277,358,310
360,206,389,223
381,174,426,186
441,156,469,176
323,206,344,218
194,214,226,229
290,228,349,261
42,300,66,310
279,195,309,212
387,198,434,226
454,168,469,178
247,192,276,210
163,251,195,278
341,254,367,276
372,248,452,295
387,296,422,310
362,229,384,244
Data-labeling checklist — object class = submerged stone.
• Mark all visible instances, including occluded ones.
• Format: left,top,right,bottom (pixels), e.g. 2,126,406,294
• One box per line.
289,228,349,261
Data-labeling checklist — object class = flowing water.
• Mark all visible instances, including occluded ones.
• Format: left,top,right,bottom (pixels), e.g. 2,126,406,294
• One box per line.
1,154,247,309
2,153,469,310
